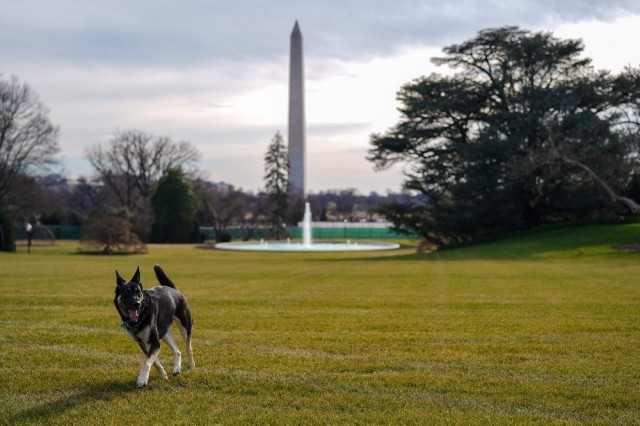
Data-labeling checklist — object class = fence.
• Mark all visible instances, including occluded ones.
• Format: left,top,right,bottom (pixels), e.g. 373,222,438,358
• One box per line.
201,222,414,241
14,223,414,241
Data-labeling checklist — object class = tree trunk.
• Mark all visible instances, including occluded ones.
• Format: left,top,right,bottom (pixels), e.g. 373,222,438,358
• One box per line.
560,156,640,214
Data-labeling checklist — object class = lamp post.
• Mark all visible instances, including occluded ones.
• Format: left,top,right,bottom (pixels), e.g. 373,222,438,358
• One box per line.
25,222,33,254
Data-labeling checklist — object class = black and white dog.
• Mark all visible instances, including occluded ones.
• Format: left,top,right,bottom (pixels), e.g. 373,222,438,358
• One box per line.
114,264,195,388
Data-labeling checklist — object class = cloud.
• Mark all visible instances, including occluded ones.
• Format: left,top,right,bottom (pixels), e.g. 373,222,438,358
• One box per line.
3,0,639,66
3,1,640,193
554,13,640,71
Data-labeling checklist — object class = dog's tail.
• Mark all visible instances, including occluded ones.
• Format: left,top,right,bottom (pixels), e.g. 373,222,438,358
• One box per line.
154,264,177,289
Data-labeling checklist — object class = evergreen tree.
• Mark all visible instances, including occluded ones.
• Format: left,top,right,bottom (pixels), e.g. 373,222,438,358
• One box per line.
264,132,289,239
150,168,199,243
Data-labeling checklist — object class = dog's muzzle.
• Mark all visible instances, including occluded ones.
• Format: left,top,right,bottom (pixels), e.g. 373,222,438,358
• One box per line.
128,301,141,322
128,309,140,322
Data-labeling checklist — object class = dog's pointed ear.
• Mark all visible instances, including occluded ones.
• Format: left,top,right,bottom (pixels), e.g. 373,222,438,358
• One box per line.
116,270,126,287
131,266,141,284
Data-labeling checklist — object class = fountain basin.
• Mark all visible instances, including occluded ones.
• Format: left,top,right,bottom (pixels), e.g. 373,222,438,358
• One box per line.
216,202,400,252
215,240,400,252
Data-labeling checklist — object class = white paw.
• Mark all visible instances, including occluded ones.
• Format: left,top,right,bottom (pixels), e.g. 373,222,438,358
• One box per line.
136,372,149,388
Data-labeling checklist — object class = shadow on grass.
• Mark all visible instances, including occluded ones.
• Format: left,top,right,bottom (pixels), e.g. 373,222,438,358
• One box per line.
11,379,135,424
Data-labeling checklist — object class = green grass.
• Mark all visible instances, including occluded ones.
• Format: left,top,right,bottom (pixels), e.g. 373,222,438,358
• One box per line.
1,224,639,425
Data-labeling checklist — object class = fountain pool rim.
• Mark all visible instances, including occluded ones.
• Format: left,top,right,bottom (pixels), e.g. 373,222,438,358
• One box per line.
215,240,400,252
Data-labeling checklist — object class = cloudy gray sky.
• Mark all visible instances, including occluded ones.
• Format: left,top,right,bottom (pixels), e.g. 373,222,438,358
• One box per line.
2,0,640,193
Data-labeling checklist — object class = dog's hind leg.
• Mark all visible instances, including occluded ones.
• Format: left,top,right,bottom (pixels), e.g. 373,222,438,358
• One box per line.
161,329,182,376
154,359,168,379
176,318,195,369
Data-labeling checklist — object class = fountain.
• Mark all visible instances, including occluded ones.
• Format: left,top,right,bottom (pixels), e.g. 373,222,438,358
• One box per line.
302,202,312,247
215,202,400,252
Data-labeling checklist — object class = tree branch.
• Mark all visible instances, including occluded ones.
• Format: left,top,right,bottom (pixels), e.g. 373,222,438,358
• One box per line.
560,155,640,214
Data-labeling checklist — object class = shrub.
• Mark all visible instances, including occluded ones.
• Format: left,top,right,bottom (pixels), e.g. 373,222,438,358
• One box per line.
79,215,146,254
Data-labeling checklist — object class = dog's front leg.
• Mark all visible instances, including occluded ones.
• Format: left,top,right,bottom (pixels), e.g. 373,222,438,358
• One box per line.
137,337,161,388
136,339,168,380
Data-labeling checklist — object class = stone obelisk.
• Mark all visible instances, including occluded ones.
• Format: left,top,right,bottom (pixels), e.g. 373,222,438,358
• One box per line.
288,21,306,198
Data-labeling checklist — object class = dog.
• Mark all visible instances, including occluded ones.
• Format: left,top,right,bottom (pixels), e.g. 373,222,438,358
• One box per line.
114,264,195,388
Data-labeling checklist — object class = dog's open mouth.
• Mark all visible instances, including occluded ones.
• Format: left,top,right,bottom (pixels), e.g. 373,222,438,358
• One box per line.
128,309,139,322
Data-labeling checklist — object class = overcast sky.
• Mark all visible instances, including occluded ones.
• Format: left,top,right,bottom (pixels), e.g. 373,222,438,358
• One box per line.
2,0,640,194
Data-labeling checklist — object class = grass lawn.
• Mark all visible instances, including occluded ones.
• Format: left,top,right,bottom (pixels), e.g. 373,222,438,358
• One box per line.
1,224,639,425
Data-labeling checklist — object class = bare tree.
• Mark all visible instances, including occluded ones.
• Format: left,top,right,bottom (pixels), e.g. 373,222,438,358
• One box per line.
86,129,200,207
85,129,200,240
198,183,250,242
0,75,59,202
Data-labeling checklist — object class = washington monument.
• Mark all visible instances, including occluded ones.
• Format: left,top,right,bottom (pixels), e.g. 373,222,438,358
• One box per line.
288,21,306,198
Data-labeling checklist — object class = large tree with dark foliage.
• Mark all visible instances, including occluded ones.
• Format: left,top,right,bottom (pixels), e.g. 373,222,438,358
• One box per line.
150,168,199,243
0,208,16,252
368,27,640,246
